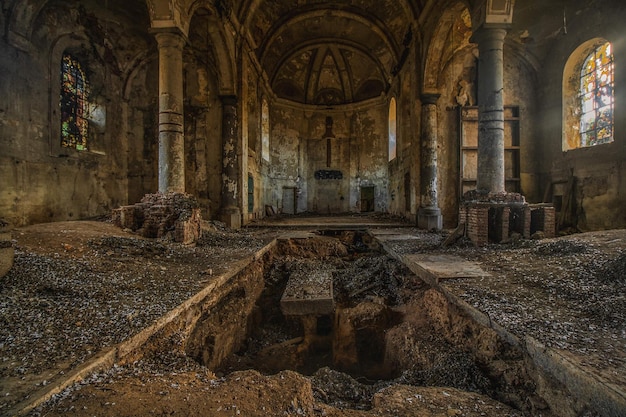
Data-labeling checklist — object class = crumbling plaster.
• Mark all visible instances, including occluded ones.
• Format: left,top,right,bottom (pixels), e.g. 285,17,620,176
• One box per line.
266,101,389,215
0,0,153,226
530,0,626,231
2,0,626,232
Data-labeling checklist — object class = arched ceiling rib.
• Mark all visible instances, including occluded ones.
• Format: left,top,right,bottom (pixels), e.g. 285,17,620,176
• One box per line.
236,0,420,105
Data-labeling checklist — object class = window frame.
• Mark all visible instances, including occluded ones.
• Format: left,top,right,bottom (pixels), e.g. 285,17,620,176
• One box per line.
578,42,614,148
48,37,107,158
60,53,90,151
562,38,615,151
388,96,397,162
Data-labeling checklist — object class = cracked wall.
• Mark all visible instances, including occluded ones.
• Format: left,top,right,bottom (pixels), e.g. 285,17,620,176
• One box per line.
267,103,389,214
0,1,155,226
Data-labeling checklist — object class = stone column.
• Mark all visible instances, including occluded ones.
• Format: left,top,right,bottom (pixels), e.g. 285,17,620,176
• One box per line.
473,27,507,194
154,30,186,193
220,95,242,229
417,93,443,230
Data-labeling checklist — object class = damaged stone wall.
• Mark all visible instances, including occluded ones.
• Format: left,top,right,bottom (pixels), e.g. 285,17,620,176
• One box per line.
387,51,418,221
426,18,540,228
0,0,155,226
183,10,224,220
268,101,389,214
266,105,303,214
126,57,159,206
241,53,270,223
529,0,626,231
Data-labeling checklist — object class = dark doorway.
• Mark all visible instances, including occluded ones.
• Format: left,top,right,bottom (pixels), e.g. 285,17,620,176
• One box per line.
360,186,375,212
248,175,254,213
404,172,411,212
282,187,296,214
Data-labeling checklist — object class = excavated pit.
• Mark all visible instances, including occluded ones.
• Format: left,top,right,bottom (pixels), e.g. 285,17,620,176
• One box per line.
134,231,551,415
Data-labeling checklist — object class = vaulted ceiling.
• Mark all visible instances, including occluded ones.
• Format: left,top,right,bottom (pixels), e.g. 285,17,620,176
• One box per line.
235,0,423,105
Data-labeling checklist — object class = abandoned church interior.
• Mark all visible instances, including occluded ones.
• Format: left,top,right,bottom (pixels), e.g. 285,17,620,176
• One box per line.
1,0,625,416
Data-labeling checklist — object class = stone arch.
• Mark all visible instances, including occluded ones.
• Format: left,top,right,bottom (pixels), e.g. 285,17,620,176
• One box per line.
185,1,237,96
6,0,49,50
422,1,472,93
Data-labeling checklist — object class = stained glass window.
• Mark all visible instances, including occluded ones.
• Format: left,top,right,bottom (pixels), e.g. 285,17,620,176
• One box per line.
60,53,89,151
388,97,397,161
579,42,614,147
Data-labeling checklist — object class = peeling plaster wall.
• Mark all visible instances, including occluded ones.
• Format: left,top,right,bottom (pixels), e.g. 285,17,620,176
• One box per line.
182,65,222,219
126,58,159,206
266,105,302,213
503,51,539,202
387,66,419,221
268,102,389,214
0,1,154,226
433,42,539,228
183,21,223,219
533,0,626,231
242,54,267,222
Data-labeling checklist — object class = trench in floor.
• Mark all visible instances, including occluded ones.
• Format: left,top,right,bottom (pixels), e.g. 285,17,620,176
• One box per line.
129,230,561,415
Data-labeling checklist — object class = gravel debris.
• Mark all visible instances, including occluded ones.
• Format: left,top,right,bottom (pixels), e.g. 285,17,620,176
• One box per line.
385,229,626,387
0,222,267,411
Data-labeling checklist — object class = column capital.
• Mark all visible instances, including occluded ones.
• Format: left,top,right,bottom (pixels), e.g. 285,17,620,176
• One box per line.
470,26,508,45
420,92,441,105
151,27,187,48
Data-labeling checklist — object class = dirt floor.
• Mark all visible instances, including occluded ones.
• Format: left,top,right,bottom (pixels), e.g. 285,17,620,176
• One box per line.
0,215,624,416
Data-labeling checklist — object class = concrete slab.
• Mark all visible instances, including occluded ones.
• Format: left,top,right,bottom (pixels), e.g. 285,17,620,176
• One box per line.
277,231,318,240
374,234,421,241
403,254,490,281
368,229,413,236
280,269,334,316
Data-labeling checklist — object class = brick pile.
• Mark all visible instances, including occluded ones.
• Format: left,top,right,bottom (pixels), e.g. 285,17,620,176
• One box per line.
459,192,556,245
112,192,202,244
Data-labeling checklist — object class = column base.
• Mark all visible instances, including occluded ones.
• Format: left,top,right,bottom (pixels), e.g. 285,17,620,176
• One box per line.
417,207,443,231
220,207,242,229
459,192,536,246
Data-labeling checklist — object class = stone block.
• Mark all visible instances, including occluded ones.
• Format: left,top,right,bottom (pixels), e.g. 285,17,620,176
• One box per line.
281,270,334,316
417,207,443,230
220,211,242,230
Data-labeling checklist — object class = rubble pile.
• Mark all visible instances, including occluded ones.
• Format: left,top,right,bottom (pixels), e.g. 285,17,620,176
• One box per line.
112,192,202,244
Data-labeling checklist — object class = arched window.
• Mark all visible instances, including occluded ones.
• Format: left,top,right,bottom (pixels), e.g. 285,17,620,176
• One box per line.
388,97,397,161
579,42,614,147
60,53,90,150
261,98,270,162
563,40,614,150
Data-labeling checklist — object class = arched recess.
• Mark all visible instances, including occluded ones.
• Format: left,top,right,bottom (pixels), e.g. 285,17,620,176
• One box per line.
184,1,237,96
6,0,49,51
47,34,108,157
146,0,236,96
123,51,160,204
420,1,473,227
422,1,472,93
178,4,236,217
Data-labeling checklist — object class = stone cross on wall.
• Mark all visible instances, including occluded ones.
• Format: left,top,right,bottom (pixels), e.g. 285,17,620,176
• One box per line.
324,116,335,167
